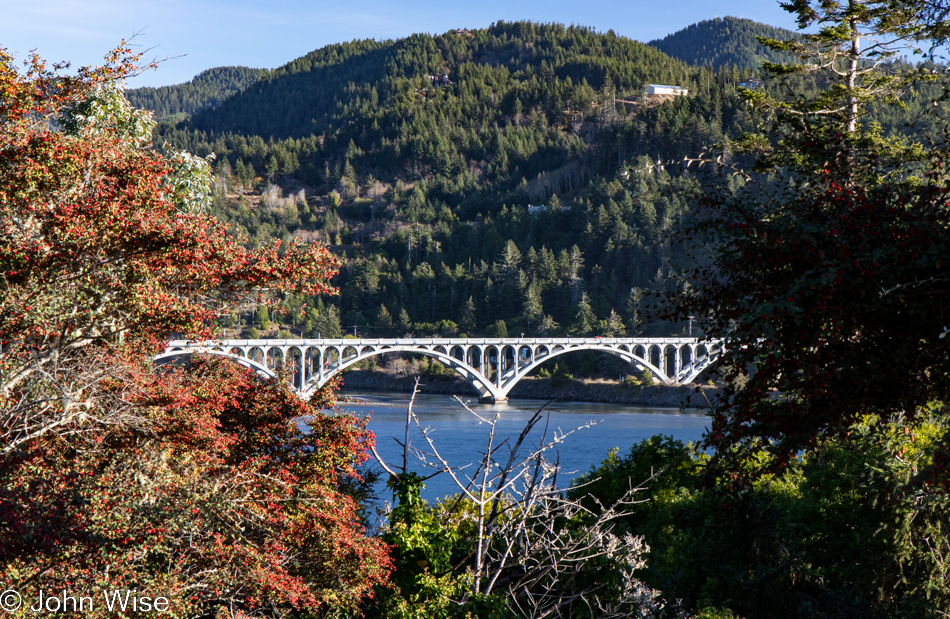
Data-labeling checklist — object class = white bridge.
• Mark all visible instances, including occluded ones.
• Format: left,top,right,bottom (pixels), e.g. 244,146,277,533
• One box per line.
158,337,722,403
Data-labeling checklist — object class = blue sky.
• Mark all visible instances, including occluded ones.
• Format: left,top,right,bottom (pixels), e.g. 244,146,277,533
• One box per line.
2,0,801,88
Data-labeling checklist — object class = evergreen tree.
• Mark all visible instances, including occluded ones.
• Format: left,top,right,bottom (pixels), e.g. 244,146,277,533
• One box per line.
605,309,625,337
625,287,645,335
308,305,343,338
566,245,585,305
397,308,413,334
539,314,560,336
376,304,394,330
521,280,545,332
571,293,597,336
498,240,523,283
459,296,477,333
255,305,271,329
487,319,509,338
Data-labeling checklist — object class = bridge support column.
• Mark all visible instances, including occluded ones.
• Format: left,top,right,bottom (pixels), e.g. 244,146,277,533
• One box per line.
675,344,683,382
478,395,507,404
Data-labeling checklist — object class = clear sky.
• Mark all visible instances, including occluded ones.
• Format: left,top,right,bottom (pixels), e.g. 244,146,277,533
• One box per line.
2,0,801,88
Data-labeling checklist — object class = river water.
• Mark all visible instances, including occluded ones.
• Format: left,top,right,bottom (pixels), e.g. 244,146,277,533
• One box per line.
338,391,711,502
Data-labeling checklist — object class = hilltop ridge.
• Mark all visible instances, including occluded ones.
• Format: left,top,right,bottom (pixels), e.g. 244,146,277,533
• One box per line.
126,66,269,122
129,17,782,123
648,16,795,69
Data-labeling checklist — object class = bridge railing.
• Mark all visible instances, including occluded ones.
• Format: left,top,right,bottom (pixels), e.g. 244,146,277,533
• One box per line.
167,337,706,347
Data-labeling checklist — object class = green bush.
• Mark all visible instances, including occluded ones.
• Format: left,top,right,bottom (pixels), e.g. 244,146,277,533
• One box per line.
568,418,950,619
638,368,655,386
620,375,640,388
486,319,508,338
365,476,510,619
424,359,446,378
549,363,572,386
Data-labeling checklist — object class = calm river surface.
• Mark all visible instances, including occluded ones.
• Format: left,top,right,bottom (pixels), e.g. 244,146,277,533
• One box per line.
338,391,711,502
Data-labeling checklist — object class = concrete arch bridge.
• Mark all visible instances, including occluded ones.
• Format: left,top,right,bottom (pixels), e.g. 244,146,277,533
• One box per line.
158,337,722,403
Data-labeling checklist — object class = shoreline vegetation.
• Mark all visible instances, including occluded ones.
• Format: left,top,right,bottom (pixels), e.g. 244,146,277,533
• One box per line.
338,368,715,408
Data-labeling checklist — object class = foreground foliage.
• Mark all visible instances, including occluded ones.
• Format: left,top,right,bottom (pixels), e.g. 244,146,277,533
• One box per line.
0,45,387,616
643,2,950,616
3,354,389,616
665,0,950,468
572,424,950,618
364,391,661,619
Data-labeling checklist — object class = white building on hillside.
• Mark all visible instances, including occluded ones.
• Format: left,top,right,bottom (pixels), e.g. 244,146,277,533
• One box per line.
739,78,764,90
645,84,688,96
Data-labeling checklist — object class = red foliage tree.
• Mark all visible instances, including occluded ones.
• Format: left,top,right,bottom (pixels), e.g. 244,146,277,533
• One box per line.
3,353,389,616
0,45,389,616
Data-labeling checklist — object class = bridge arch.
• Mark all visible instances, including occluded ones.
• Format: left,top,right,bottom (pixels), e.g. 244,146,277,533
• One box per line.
153,349,278,381
300,346,505,402
496,343,671,400
679,355,719,385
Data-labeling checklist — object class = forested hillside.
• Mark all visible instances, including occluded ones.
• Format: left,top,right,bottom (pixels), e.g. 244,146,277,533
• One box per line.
139,19,900,376
648,16,795,69
126,66,268,121
145,22,767,354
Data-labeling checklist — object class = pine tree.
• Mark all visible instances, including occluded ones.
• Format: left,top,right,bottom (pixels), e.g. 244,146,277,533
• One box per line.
255,305,271,329
498,239,523,284
376,304,394,330
605,309,625,337
625,287,645,335
313,305,343,338
488,319,509,338
397,308,413,334
566,245,585,305
459,296,477,333
521,280,544,332
571,293,596,336
539,314,559,336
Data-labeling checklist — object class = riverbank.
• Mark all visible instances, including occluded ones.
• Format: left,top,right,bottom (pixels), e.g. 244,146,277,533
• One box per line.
337,370,716,408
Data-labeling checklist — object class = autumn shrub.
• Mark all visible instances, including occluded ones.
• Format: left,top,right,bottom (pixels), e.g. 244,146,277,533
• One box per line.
0,45,388,616
2,354,391,616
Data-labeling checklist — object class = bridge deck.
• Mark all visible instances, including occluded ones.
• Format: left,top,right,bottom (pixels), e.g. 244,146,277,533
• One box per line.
160,337,721,402
167,337,703,346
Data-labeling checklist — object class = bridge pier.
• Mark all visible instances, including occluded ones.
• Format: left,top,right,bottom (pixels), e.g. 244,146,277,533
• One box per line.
479,395,507,404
